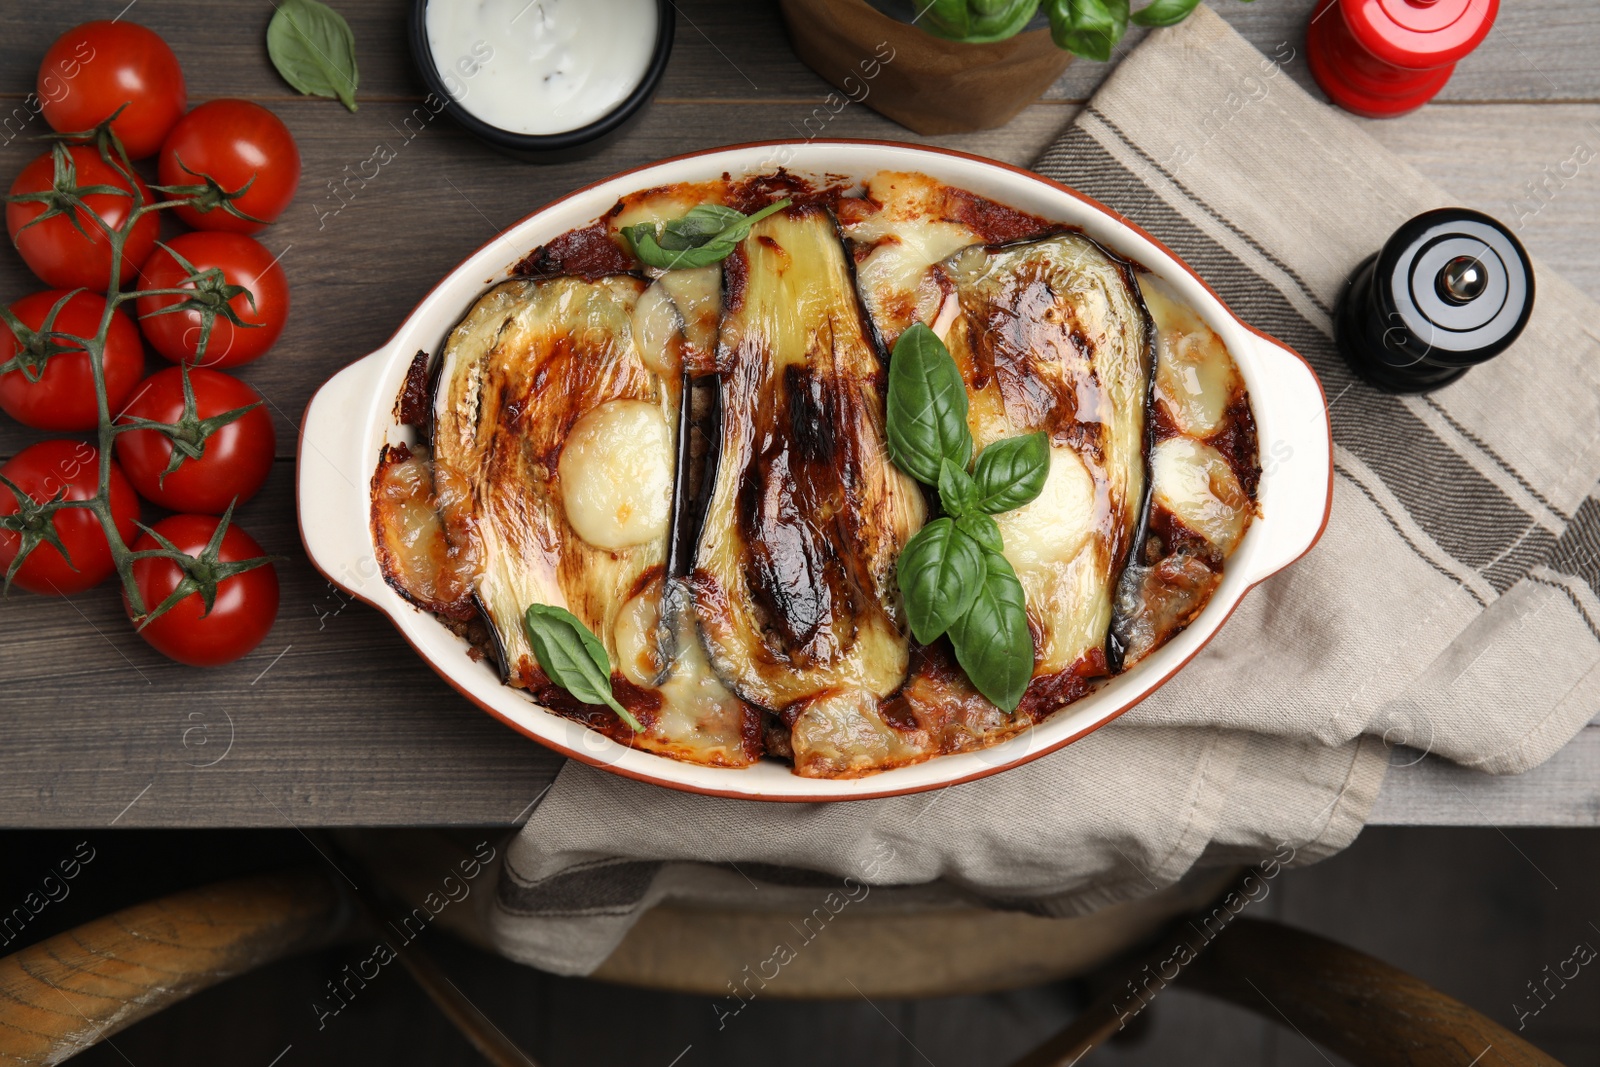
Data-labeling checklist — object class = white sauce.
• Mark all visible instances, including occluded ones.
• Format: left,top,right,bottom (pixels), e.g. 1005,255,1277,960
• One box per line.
425,0,658,136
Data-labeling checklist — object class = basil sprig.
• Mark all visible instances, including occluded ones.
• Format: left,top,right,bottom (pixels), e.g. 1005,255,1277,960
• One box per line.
916,0,1230,62
919,0,1043,43
267,0,360,112
523,604,644,733
887,323,1049,712
1045,0,1127,63
1129,0,1205,26
622,199,792,271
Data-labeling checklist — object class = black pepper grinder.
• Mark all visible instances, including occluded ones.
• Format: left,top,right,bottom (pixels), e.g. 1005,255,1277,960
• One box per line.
1335,207,1535,393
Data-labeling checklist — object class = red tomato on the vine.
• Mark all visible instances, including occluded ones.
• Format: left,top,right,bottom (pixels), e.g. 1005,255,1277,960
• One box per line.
115,367,275,514
0,439,139,595
38,21,186,160
126,514,278,666
135,232,289,368
7,146,159,291
0,290,144,431
159,100,301,234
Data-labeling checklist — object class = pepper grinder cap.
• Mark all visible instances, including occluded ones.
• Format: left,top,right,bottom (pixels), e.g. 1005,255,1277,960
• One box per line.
1344,0,1499,70
1335,206,1535,393
1376,206,1533,367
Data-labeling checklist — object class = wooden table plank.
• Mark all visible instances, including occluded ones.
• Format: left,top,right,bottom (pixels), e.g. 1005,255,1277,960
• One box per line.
1357,104,1600,302
0,470,560,827
0,0,1595,826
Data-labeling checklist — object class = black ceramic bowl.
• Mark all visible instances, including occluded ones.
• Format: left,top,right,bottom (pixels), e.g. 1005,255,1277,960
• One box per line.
408,0,675,163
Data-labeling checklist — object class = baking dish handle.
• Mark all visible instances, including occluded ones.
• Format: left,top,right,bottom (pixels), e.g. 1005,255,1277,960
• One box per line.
1238,332,1335,585
296,348,394,600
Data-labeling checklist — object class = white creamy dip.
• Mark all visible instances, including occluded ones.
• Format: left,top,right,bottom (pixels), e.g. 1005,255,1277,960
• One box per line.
425,0,659,136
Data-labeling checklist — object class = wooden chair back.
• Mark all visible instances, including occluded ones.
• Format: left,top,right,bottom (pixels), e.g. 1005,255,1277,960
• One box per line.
0,851,1568,1066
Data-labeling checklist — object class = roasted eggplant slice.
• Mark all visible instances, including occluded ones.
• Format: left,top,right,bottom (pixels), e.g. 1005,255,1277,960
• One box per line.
431,275,760,765
848,231,1157,765
1110,278,1258,669
944,233,1155,681
371,442,476,620
839,171,1055,350
433,276,659,687
692,205,927,720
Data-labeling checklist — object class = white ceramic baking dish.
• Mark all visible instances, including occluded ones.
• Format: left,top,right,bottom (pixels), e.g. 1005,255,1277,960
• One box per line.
297,140,1333,802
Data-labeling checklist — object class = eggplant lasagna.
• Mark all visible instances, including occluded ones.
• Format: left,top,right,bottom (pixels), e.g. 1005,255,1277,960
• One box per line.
372,171,1260,778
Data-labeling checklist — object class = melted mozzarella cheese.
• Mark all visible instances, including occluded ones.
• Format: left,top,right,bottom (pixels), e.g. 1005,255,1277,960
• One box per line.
653,617,750,759
558,399,673,550
856,221,981,334
791,687,929,777
614,579,754,764
991,445,1117,677
656,266,722,361
1140,277,1238,438
630,281,683,377
843,171,985,345
631,271,722,373
1151,437,1249,554
608,182,724,236
614,580,669,687
994,445,1097,569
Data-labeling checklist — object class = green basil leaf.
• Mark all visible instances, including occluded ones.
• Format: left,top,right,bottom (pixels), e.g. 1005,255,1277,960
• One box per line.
1046,0,1124,61
623,199,791,270
897,517,987,644
948,550,1035,712
1131,0,1201,27
969,0,1043,40
937,458,978,519
622,227,730,271
657,204,749,250
523,604,643,733
956,512,1004,554
971,431,1050,514
919,0,1042,43
267,0,360,112
1107,0,1131,37
886,323,974,486
924,0,972,38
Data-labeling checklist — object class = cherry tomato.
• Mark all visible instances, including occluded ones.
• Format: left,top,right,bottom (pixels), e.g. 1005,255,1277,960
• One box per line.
0,439,139,595
0,290,144,431
125,514,278,666
158,100,301,234
38,21,186,160
7,146,159,292
115,367,275,514
135,232,289,368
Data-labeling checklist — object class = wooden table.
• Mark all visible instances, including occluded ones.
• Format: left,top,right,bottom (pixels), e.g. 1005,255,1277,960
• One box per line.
0,0,1594,828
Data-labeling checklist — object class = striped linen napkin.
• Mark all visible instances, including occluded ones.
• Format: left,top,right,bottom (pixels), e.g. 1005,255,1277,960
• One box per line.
486,5,1600,975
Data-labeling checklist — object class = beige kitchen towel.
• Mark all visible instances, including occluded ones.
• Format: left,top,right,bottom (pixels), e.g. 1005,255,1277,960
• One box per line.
488,5,1600,976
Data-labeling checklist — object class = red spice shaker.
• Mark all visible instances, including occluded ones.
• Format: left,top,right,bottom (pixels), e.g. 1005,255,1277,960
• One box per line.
1307,0,1499,118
